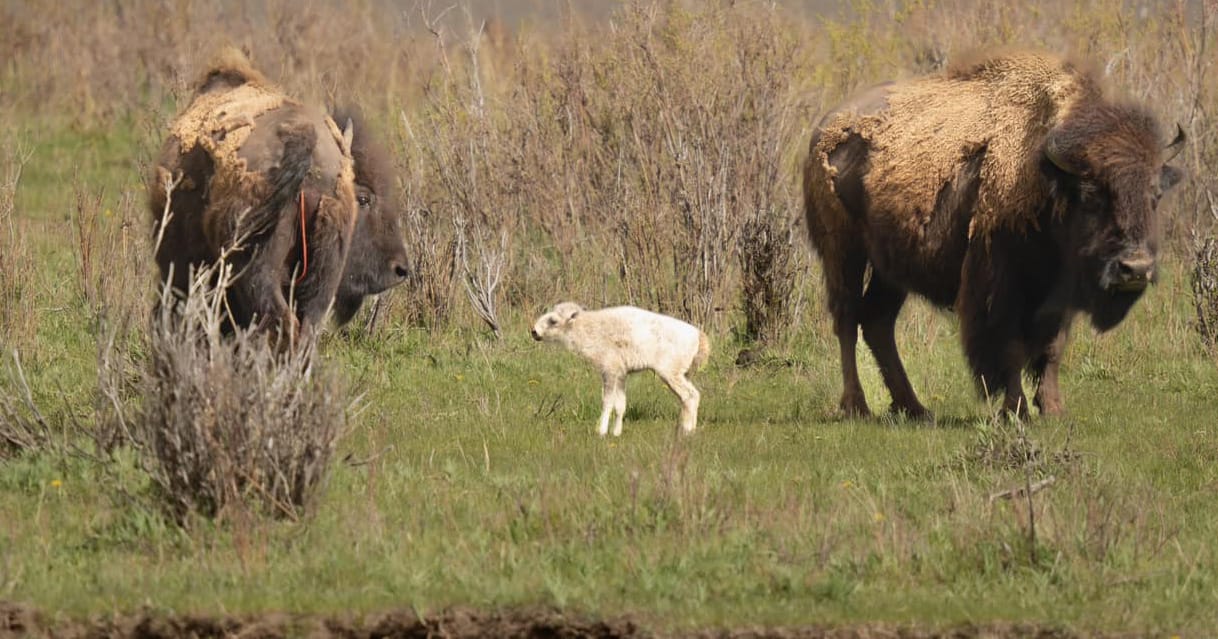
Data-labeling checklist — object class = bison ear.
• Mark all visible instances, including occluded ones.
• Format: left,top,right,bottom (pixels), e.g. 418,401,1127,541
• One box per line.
1044,133,1087,176
1163,123,1186,164
1161,164,1184,193
341,118,354,154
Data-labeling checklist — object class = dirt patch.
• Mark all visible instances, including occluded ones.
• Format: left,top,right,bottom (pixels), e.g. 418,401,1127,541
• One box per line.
0,601,1139,639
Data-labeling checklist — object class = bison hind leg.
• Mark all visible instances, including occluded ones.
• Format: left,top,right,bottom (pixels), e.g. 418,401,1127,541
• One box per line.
822,248,872,419
859,275,930,419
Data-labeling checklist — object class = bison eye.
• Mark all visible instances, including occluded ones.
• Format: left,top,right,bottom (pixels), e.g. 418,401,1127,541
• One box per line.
357,194,372,207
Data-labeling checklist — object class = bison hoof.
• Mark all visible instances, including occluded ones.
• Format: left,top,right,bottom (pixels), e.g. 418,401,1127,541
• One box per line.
838,396,872,419
1034,397,1065,418
891,402,932,421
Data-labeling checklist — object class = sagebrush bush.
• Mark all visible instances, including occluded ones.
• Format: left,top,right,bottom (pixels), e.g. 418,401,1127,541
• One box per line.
106,259,350,523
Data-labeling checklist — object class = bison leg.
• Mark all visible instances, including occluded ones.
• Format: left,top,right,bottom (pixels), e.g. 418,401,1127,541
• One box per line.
1031,324,1071,417
292,195,353,334
824,249,871,418
860,276,930,419
998,342,1032,419
227,204,300,339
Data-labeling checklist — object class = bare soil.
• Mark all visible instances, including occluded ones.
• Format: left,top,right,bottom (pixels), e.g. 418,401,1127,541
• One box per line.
1,601,1145,639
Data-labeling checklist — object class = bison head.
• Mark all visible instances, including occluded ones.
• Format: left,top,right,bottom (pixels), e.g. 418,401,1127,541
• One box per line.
330,107,410,325
531,302,584,342
1044,105,1185,330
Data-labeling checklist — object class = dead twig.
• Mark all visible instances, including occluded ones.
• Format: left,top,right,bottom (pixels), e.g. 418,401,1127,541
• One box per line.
988,474,1058,504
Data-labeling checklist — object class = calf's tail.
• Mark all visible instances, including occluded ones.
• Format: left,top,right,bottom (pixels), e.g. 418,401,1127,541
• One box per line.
690,331,711,373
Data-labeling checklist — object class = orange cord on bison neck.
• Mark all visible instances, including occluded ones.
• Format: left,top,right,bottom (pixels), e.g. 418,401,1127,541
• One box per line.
296,190,308,285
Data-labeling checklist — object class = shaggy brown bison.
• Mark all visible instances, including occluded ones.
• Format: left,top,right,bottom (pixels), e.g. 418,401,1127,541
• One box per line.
148,48,408,338
803,50,1185,418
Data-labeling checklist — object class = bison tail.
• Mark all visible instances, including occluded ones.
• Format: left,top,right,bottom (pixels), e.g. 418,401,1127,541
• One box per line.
239,121,317,242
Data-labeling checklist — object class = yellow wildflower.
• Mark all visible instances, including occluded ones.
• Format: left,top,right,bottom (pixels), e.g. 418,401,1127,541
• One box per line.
839,480,853,489
873,512,886,523
50,479,62,489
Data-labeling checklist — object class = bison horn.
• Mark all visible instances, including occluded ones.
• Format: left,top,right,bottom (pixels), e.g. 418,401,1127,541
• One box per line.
1044,133,1086,176
1163,123,1186,163
341,118,354,154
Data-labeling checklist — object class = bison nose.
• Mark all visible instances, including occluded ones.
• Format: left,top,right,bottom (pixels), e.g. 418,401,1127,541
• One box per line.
530,329,541,341
1112,251,1154,292
391,261,409,280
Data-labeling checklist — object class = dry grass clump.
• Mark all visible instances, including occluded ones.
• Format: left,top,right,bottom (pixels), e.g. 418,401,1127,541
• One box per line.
0,352,54,459
104,256,350,523
1191,234,1218,350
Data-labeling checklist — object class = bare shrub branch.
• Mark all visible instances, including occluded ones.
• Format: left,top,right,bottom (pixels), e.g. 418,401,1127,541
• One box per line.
455,217,508,338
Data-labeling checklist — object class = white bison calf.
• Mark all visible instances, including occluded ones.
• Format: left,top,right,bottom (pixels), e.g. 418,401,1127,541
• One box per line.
531,302,710,436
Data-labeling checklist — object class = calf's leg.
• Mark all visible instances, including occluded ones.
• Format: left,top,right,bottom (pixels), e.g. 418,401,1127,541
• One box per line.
598,370,626,437
658,369,701,433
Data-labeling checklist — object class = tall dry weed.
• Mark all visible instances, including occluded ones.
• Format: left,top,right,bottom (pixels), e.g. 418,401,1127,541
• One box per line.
0,139,36,350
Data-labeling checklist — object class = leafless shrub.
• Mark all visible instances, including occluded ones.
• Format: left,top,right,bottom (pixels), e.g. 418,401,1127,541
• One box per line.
739,211,810,347
455,217,508,338
396,203,459,330
104,227,350,523
0,351,54,459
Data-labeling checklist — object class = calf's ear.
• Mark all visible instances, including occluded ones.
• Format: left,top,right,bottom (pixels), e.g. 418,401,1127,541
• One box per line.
1161,164,1183,193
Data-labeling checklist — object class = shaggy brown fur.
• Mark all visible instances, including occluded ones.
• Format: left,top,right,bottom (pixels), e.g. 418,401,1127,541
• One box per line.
149,48,408,338
804,50,1184,418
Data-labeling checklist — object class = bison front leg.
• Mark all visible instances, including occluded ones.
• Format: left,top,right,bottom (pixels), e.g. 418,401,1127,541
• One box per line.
226,202,299,340
1031,323,1072,417
292,195,354,335
960,243,1030,420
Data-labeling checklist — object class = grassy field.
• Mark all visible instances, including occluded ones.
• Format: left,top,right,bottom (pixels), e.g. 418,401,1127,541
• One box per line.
3,0,1218,636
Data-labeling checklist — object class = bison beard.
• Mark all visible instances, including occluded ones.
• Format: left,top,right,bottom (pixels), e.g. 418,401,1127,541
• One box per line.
803,50,1184,419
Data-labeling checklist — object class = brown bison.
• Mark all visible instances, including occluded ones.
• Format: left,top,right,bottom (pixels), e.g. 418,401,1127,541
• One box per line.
803,50,1185,418
148,48,408,338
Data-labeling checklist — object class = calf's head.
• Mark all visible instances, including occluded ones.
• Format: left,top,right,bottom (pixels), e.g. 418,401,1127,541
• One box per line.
330,107,410,325
531,302,584,341
1044,104,1185,330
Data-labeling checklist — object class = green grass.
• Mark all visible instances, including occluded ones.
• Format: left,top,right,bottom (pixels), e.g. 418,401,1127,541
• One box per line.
4,120,1218,637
